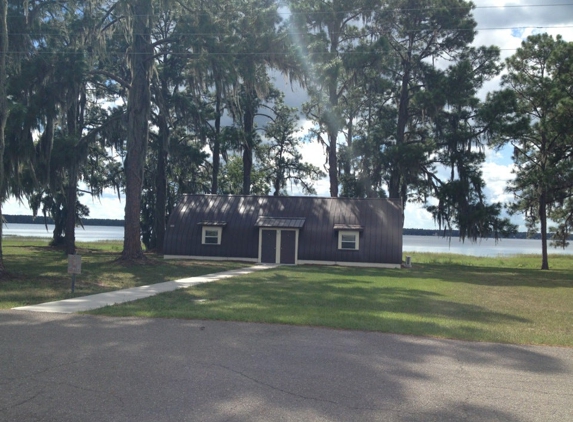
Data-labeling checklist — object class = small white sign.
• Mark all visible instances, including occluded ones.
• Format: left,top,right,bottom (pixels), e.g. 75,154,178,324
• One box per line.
68,255,82,274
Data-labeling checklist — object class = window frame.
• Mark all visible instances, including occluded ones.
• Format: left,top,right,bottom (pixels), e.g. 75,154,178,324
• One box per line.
338,230,360,250
202,226,222,245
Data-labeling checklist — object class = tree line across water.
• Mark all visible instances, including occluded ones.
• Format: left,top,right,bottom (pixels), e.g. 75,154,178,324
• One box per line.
0,1,571,271
3,215,124,227
6,215,569,241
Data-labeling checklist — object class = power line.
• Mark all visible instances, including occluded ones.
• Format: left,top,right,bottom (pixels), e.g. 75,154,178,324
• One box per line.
9,24,573,38
0,45,550,56
5,2,572,56
6,2,573,19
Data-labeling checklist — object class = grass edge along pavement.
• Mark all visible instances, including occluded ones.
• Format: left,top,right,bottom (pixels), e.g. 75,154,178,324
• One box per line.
13,265,276,313
89,253,573,347
0,238,248,309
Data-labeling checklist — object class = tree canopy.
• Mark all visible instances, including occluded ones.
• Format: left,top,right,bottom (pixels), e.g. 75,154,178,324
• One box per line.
0,0,570,271
493,33,573,269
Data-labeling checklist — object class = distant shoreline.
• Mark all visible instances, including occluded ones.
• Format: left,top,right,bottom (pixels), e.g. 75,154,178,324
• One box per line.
3,215,124,227
3,215,565,240
402,228,547,240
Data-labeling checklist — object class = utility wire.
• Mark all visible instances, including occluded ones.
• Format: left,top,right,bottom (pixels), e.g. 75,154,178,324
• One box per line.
6,2,573,19
8,24,573,38
0,46,554,56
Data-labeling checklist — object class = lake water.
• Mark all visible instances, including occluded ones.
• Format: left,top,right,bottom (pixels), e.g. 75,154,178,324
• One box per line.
2,223,124,241
402,235,572,257
2,223,571,257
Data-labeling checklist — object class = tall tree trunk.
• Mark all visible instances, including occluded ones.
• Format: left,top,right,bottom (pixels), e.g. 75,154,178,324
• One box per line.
539,134,549,270
328,130,338,197
389,59,412,228
391,34,414,208
211,81,222,194
0,0,8,273
343,119,353,177
150,76,169,253
324,20,342,198
65,163,78,255
38,116,55,185
273,145,284,196
154,114,168,254
540,192,549,270
390,66,411,203
64,80,82,256
242,100,254,195
273,180,280,196
328,77,339,198
122,0,153,260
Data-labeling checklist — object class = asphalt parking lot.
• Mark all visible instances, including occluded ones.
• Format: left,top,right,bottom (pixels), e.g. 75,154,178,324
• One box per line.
1,310,572,421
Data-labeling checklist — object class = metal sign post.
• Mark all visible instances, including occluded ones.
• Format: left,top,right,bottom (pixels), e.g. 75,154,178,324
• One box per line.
68,255,82,293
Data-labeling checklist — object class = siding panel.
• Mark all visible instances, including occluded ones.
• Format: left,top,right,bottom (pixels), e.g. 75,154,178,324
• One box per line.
164,195,403,265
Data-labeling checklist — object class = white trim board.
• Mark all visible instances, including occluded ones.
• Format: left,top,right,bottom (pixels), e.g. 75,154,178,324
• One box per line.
297,260,401,269
164,255,400,269
164,255,258,263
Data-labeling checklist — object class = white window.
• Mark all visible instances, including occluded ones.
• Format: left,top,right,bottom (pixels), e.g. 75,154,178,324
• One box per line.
202,226,222,245
338,231,359,250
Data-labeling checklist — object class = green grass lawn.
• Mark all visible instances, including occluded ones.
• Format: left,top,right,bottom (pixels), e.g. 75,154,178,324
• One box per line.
3,238,572,347
89,252,573,347
0,238,247,308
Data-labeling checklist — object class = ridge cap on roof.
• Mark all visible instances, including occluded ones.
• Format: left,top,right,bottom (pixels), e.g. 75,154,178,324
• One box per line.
180,193,399,201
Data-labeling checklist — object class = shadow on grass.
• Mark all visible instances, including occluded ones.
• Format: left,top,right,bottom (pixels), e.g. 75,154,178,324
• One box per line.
297,263,573,288
93,264,538,344
0,246,248,308
410,263,573,288
247,273,529,325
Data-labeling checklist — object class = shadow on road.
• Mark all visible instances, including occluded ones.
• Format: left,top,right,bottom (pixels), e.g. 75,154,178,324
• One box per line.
1,311,571,421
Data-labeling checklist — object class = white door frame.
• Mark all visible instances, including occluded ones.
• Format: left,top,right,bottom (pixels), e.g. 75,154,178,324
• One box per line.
258,228,299,264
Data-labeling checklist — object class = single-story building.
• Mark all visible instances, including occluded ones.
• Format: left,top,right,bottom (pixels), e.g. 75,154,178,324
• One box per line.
164,195,403,268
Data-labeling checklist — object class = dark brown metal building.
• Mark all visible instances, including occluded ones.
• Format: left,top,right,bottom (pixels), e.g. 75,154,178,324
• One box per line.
164,195,403,268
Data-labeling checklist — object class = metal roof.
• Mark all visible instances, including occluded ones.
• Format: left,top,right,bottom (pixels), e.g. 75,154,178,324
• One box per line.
197,221,227,226
255,216,306,229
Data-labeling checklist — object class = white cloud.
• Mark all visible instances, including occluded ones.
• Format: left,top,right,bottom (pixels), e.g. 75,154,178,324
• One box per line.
2,198,32,217
482,160,515,204
297,134,328,170
404,203,436,230
82,191,125,220
3,188,125,221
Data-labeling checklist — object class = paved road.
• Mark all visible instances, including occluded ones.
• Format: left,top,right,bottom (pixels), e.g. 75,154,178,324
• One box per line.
1,310,572,422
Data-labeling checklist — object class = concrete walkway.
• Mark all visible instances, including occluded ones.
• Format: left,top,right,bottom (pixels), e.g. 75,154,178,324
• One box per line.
12,264,275,314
